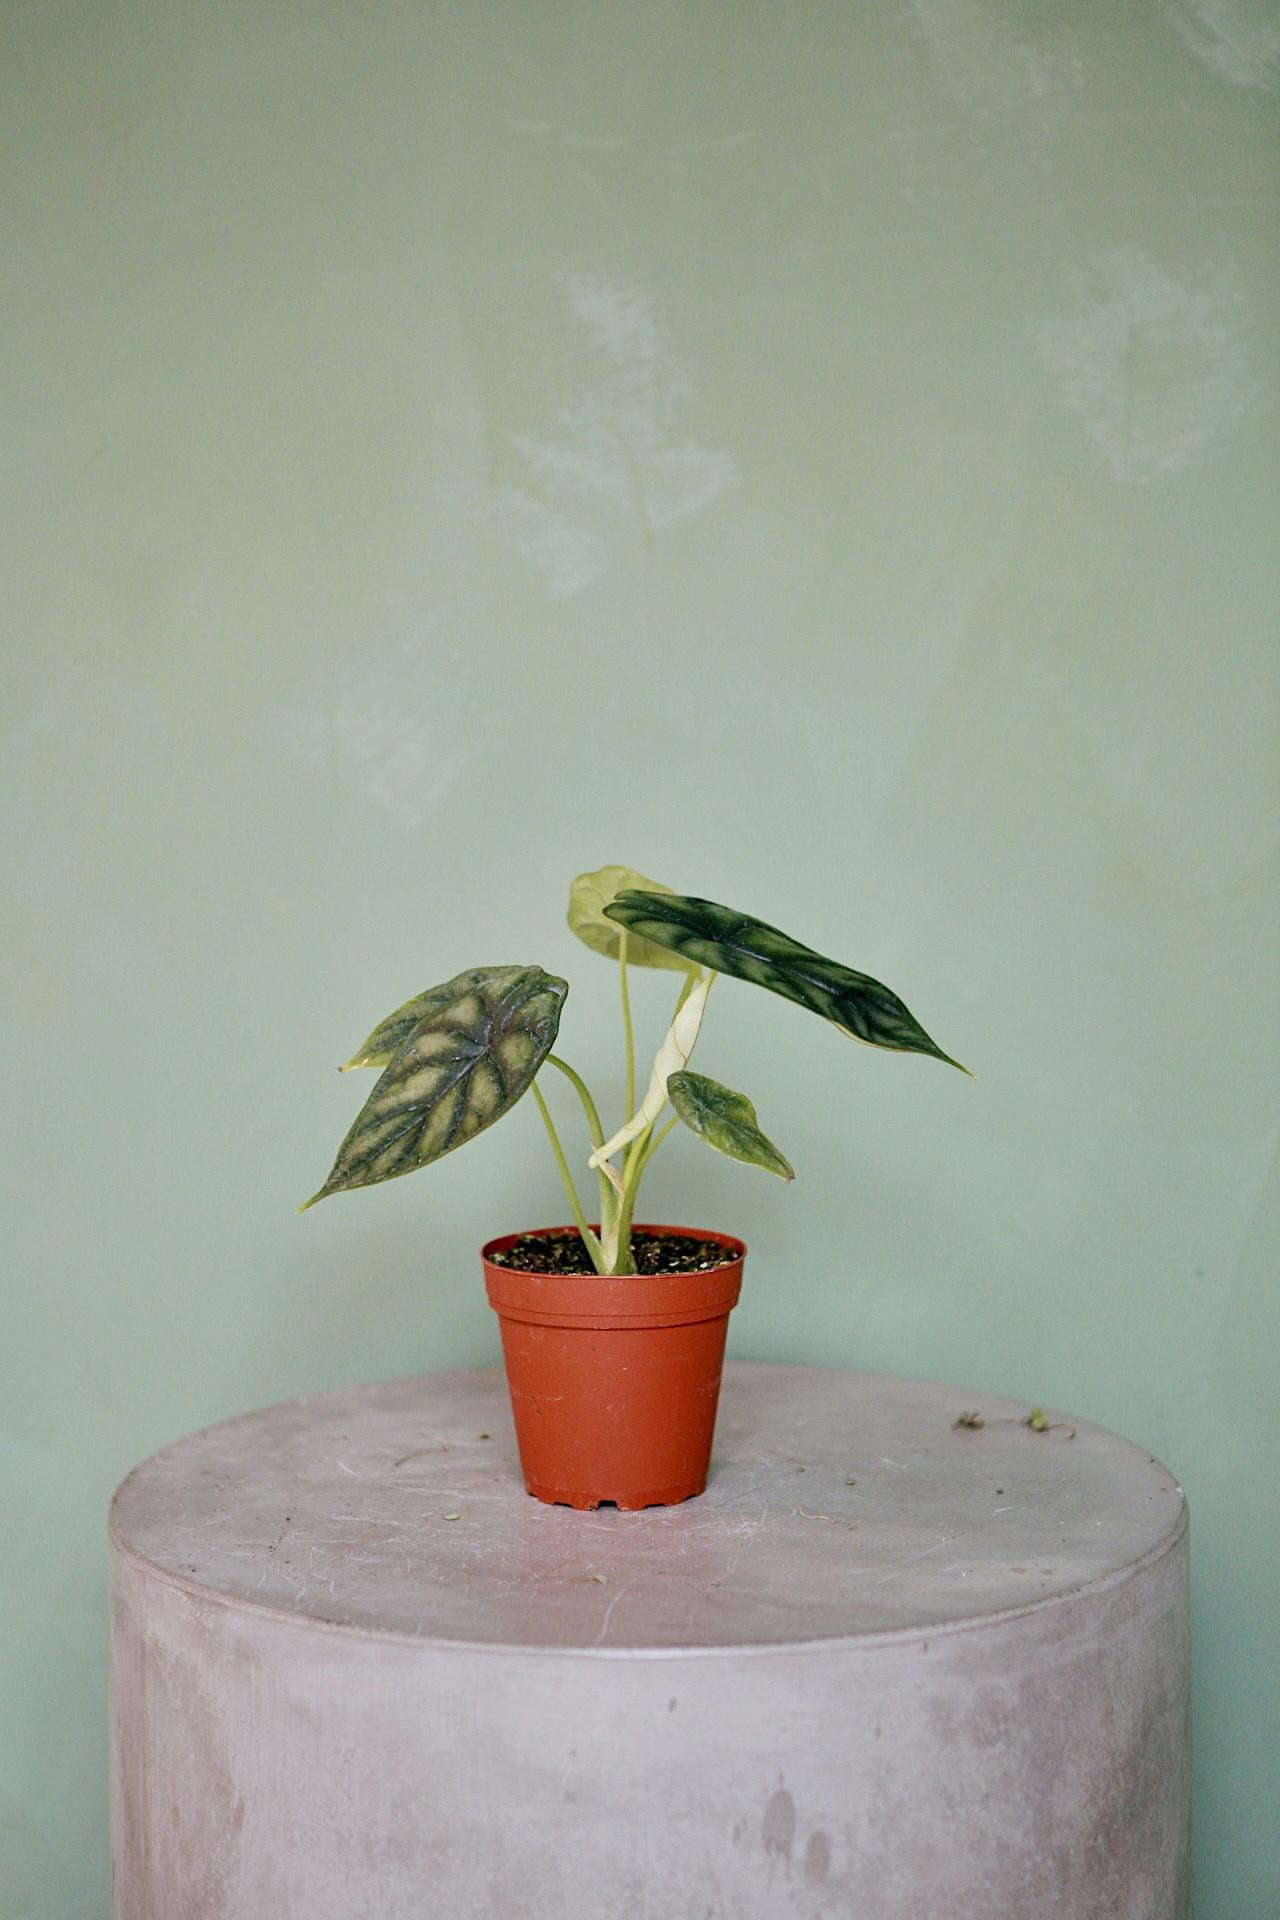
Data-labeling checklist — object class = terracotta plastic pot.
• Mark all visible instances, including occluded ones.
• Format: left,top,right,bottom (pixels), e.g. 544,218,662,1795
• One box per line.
483,1224,745,1511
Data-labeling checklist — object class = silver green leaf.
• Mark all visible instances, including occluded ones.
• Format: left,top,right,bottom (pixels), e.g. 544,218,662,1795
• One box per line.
302,966,567,1208
604,891,967,1070
567,865,697,972
339,968,502,1072
668,1070,795,1181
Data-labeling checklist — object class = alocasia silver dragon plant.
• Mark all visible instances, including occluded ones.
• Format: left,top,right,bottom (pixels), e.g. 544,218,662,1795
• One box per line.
303,865,966,1273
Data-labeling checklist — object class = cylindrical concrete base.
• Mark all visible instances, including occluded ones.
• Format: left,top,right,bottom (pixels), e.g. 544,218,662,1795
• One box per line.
109,1364,1190,1918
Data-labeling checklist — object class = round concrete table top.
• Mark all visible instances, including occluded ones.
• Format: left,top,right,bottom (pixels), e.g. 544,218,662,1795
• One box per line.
110,1362,1185,1653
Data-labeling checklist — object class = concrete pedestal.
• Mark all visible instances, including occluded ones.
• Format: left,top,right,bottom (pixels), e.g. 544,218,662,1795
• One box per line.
109,1363,1190,1917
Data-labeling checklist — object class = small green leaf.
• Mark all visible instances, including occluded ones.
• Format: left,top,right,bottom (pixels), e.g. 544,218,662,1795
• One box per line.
339,968,504,1071
302,966,567,1208
667,1070,795,1181
567,866,696,972
604,892,966,1070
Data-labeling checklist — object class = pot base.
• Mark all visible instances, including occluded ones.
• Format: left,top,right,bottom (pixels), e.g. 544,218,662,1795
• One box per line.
525,1477,705,1512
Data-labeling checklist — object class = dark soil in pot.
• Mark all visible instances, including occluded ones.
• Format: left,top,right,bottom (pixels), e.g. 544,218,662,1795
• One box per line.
486,1226,730,1274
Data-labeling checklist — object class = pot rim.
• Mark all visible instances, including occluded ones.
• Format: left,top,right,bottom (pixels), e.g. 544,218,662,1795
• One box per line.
480,1221,747,1275
482,1224,746,1329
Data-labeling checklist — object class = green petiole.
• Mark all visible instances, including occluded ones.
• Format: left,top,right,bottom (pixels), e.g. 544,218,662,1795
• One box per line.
531,1080,604,1270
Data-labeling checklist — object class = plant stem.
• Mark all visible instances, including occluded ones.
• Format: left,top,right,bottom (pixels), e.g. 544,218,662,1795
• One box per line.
544,1053,615,1242
616,1112,680,1250
618,931,635,1121
620,969,685,1189
531,1081,604,1270
639,1110,681,1177
613,967,712,1271
544,1054,606,1148
671,968,697,1019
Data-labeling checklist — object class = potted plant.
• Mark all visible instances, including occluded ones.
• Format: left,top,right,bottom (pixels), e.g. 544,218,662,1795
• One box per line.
302,866,965,1510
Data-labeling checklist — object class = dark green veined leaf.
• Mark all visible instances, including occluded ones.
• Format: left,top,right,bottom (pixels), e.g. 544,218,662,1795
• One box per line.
302,966,567,1208
668,1071,794,1181
604,892,967,1070
567,865,697,972
339,968,502,1071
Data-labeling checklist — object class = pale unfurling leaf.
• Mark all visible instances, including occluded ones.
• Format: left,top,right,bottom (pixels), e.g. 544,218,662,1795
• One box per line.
667,1071,794,1181
588,970,712,1176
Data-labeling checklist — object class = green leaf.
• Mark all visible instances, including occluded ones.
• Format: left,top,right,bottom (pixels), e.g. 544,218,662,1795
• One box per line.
604,892,967,1070
567,866,697,972
668,1070,795,1181
302,966,567,1208
339,968,503,1071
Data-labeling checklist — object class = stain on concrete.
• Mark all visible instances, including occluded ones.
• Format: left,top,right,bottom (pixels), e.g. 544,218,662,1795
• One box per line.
804,1828,832,1886
762,1786,796,1863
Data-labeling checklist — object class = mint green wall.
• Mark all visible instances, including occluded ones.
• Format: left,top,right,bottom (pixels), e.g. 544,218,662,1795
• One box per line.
3,4,1277,1913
